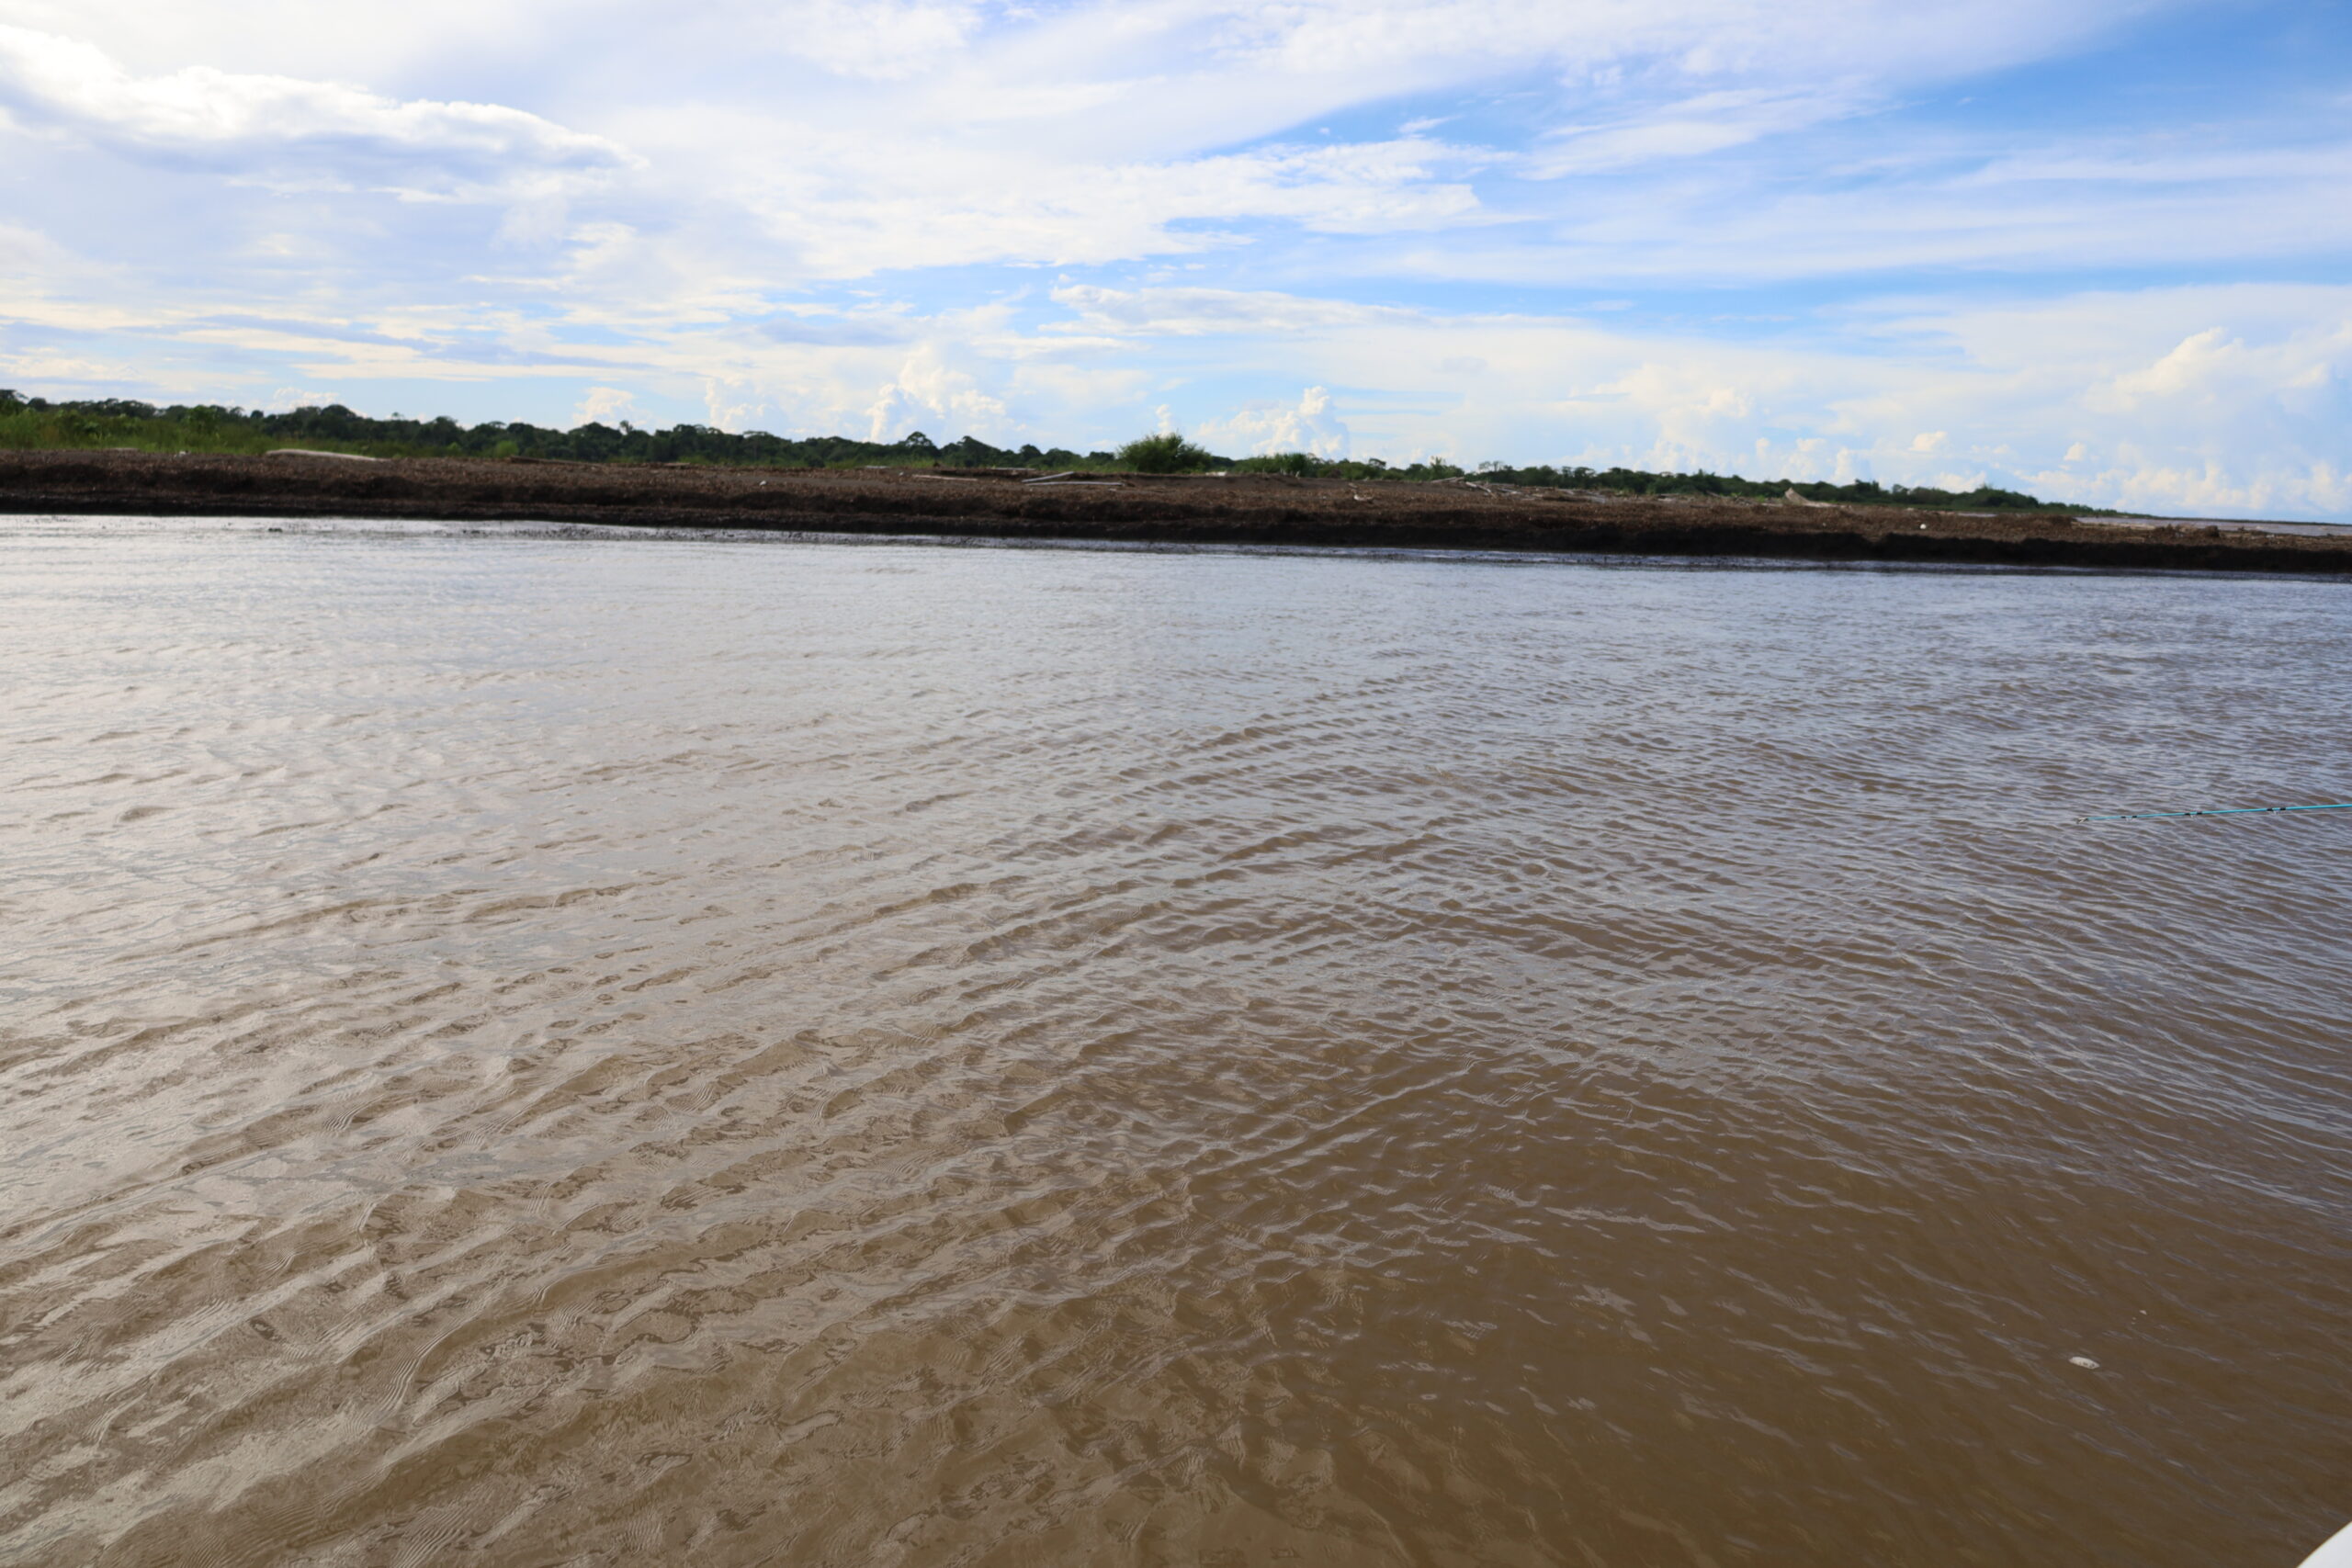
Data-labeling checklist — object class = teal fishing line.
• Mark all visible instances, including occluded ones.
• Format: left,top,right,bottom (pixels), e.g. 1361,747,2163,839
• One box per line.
2081,802,2352,823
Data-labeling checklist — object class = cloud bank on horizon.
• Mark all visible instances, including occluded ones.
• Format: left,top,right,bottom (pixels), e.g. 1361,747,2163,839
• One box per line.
0,0,2346,516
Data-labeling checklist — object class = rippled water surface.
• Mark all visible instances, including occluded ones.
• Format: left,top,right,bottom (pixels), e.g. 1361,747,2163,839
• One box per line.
4,519,2347,1568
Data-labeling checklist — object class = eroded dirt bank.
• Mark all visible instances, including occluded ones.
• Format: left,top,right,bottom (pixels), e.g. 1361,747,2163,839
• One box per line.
6,448,2347,572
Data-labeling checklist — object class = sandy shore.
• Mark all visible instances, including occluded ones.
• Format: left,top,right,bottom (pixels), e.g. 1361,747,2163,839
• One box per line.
5,448,2348,572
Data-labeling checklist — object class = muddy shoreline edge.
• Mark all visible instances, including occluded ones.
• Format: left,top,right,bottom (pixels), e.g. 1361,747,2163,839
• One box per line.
7,449,2347,574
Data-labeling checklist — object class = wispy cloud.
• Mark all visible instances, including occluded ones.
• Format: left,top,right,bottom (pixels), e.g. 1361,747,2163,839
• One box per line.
0,23,626,195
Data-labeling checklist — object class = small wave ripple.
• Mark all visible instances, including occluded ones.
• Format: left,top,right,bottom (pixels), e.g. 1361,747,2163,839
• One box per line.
1,522,2347,1566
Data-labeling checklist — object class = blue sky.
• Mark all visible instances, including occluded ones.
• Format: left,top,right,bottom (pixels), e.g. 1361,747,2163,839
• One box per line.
0,0,2346,515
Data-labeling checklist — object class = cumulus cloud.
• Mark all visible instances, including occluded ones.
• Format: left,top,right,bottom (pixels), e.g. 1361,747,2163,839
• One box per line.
573,385,637,426
1196,385,1351,457
864,345,1012,443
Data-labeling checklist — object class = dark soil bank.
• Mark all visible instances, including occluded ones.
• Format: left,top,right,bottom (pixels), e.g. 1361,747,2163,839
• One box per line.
7,448,2348,572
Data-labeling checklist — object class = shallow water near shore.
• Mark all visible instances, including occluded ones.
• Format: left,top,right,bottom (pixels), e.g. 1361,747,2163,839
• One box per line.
3,518,2347,1567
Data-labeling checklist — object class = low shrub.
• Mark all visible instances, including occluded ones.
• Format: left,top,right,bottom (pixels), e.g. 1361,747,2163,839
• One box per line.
1116,433,1218,473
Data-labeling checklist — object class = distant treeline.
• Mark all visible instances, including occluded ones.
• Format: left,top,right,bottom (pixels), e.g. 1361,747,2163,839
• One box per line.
0,390,2076,512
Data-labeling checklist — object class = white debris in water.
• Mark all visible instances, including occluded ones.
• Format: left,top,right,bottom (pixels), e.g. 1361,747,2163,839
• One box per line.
2069,1355,2099,1369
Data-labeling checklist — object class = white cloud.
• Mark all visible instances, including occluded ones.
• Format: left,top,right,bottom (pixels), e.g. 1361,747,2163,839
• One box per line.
754,0,986,80
0,23,627,193
1528,86,1875,175
1408,123,2352,287
864,345,1012,442
1204,0,2128,88
573,385,637,426
1196,385,1351,457
0,218,71,266
634,127,1491,281
1047,285,1402,337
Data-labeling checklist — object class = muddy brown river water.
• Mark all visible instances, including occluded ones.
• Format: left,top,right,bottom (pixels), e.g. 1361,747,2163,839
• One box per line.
2,519,2346,1567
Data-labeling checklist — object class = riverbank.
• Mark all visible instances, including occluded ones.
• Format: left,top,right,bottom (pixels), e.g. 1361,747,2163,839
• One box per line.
6,448,2346,571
